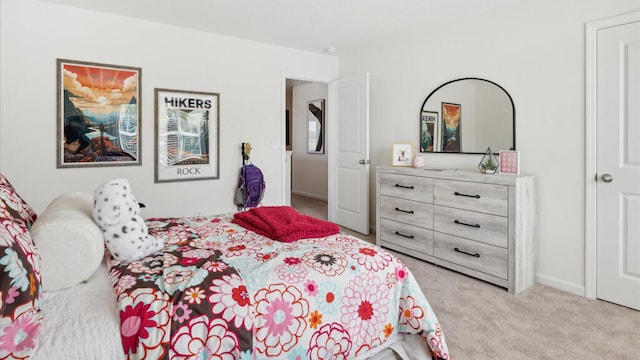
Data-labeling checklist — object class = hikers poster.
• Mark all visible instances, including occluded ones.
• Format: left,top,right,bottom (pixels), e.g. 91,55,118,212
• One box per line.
154,88,219,183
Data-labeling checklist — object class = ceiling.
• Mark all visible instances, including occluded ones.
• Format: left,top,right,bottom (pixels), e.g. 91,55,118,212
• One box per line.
38,0,515,55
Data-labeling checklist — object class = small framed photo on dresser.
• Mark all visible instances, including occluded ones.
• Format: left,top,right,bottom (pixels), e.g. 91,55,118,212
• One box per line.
392,143,413,166
499,150,520,174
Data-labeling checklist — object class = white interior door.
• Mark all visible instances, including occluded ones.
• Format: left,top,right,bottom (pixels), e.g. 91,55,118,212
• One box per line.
328,73,370,234
595,15,640,310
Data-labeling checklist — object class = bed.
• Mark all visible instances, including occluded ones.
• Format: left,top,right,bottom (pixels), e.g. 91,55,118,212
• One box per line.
0,174,450,360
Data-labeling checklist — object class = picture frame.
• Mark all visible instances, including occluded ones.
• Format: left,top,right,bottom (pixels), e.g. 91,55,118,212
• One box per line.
285,109,292,150
420,111,440,152
392,143,413,166
154,88,220,183
57,59,141,168
441,102,461,152
307,99,325,154
499,150,520,174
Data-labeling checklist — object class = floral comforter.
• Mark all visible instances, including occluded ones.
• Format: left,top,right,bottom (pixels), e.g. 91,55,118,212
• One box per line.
107,214,450,359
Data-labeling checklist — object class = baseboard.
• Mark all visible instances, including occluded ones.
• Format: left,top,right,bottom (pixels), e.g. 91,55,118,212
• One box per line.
536,273,585,297
291,190,328,202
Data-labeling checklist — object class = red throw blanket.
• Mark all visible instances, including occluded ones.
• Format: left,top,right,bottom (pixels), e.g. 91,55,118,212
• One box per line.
232,206,340,242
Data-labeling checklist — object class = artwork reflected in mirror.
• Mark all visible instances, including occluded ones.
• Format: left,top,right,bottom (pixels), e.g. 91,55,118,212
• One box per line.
420,78,515,154
420,111,439,152
442,102,461,152
307,99,325,154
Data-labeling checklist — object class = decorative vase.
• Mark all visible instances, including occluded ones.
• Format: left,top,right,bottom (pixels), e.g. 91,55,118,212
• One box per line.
478,147,499,174
412,155,425,168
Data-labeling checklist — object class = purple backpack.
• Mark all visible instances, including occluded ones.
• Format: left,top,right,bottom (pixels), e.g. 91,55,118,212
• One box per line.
235,164,265,208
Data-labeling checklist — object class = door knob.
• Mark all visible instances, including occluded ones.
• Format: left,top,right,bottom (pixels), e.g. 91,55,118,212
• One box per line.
359,159,370,165
601,174,613,183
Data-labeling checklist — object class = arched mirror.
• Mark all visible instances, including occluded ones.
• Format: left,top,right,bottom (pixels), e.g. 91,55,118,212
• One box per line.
419,78,515,154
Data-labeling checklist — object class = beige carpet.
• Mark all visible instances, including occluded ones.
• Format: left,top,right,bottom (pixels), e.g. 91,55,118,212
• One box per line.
392,251,640,359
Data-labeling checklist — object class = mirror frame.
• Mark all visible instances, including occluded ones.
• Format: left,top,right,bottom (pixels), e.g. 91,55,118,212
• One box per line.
419,77,516,154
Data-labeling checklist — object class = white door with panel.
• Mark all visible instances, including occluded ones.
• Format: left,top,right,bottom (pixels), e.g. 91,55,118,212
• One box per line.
595,14,640,310
328,74,370,234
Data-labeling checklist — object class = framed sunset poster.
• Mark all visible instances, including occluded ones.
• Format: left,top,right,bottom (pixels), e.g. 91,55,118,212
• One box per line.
441,102,461,152
56,59,141,168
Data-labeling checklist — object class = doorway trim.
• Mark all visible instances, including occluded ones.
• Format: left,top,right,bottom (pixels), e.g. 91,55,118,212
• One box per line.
584,11,640,300
281,73,331,206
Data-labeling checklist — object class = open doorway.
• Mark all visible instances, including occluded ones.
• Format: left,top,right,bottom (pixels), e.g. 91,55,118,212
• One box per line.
284,73,370,235
285,78,329,219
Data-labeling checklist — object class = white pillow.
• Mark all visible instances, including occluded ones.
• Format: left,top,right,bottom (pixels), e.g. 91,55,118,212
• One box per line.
30,192,105,292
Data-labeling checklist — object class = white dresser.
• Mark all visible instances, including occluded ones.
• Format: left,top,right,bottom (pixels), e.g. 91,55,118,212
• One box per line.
376,166,536,294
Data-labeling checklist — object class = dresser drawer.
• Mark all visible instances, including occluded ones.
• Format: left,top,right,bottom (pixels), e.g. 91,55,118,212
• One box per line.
434,232,508,279
380,195,434,228
433,205,508,248
380,173,433,203
380,218,434,255
434,179,508,216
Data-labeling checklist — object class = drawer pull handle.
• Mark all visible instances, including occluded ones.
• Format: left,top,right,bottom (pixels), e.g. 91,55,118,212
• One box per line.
395,184,415,189
454,247,480,257
395,231,415,239
454,191,480,199
395,207,415,214
454,220,481,228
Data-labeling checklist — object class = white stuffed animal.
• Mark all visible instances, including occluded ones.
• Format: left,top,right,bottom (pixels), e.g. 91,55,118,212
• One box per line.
92,178,164,261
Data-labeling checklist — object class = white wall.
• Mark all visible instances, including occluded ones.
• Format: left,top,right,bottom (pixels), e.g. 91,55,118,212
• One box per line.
339,0,639,295
0,0,338,218
291,82,329,200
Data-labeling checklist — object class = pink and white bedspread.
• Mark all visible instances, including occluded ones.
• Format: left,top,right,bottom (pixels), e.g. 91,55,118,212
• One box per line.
107,214,450,359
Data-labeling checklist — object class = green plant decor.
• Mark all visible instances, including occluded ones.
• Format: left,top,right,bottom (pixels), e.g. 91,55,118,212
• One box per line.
478,147,499,174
